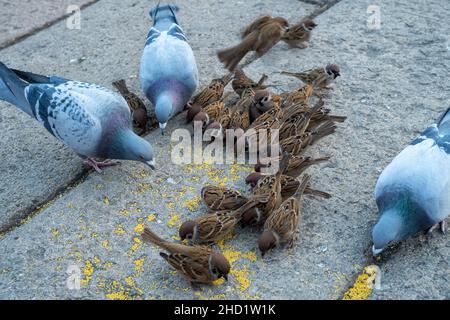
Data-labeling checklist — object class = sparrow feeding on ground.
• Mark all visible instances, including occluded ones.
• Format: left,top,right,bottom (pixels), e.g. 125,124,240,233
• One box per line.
201,185,248,211
193,111,211,130
218,16,289,71
232,68,270,97
281,84,315,108
278,102,324,140
141,227,230,284
258,175,309,256
242,153,291,226
281,19,317,49
112,79,149,130
281,64,340,89
179,195,268,245
250,90,274,123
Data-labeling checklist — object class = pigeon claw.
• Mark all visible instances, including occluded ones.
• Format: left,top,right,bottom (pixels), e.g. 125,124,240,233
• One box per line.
84,158,121,173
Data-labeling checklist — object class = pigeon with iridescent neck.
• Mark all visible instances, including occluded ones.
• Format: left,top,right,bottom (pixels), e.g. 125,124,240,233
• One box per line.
372,107,450,255
140,3,198,134
0,62,155,173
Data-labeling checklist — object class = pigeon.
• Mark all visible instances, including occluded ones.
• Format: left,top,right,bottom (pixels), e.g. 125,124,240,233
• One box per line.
0,62,155,173
140,3,198,134
372,108,450,255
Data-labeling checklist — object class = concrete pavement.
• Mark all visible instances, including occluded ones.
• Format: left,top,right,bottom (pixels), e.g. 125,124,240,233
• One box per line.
0,0,449,299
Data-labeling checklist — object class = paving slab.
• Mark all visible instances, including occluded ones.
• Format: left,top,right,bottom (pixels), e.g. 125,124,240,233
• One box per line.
0,0,97,48
0,0,449,300
0,0,316,232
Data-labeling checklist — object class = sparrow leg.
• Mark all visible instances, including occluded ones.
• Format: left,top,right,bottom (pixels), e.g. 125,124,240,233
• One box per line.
84,158,121,173
287,231,299,250
290,42,308,49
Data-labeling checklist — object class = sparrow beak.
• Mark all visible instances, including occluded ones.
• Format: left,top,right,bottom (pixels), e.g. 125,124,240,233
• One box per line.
372,245,383,256
223,274,228,281
146,160,156,171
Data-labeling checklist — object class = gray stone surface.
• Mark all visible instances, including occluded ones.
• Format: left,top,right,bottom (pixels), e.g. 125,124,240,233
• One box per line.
0,0,449,300
0,0,97,48
0,0,315,231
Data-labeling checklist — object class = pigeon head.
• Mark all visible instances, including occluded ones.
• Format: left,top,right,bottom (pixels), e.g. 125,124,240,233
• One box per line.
155,94,173,135
108,129,155,170
372,209,403,255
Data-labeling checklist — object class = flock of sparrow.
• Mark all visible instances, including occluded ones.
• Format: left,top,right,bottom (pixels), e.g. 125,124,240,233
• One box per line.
115,15,346,285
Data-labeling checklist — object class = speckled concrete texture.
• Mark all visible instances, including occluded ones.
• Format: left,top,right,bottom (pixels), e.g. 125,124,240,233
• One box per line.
0,0,449,300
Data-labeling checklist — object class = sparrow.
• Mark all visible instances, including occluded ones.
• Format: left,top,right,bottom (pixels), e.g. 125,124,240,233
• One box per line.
281,19,317,49
250,90,274,123
216,107,233,129
218,16,289,71
141,227,230,284
112,79,149,130
204,121,223,140
372,107,450,255
179,194,268,244
256,155,330,177
232,68,270,96
258,175,309,256
278,102,324,140
229,88,255,130
191,74,233,110
279,121,336,156
246,171,330,200
281,84,315,108
201,185,248,211
203,92,232,120
242,153,291,226
281,64,340,89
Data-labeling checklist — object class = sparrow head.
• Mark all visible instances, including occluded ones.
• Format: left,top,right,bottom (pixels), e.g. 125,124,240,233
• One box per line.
210,252,231,281
273,17,289,29
205,121,223,140
179,220,197,241
326,64,341,79
245,172,263,187
193,111,210,130
132,108,149,129
302,19,317,31
241,207,261,227
186,103,202,123
258,230,278,257
254,90,273,111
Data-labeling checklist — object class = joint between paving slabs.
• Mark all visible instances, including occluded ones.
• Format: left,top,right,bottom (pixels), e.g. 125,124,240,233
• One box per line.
0,0,100,50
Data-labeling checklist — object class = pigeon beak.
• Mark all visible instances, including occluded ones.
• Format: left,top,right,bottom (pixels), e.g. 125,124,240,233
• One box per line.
146,160,156,171
372,245,383,256
159,122,167,135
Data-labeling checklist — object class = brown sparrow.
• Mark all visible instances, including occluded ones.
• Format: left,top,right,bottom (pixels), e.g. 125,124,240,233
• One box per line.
218,17,289,71
246,171,330,200
229,88,255,130
187,74,233,123
179,195,268,245
141,227,230,284
242,153,291,226
282,19,317,49
281,84,315,108
201,185,248,211
281,64,340,89
232,68,269,96
112,79,148,130
250,90,274,123
193,111,211,130
203,92,232,120
279,102,324,140
258,175,309,256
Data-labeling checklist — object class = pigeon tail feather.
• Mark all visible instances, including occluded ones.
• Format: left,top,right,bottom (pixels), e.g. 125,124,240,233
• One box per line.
0,62,32,116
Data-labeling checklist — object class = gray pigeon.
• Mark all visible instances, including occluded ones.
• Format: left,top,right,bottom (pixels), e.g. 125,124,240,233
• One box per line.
140,3,198,134
0,62,155,173
372,108,450,255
